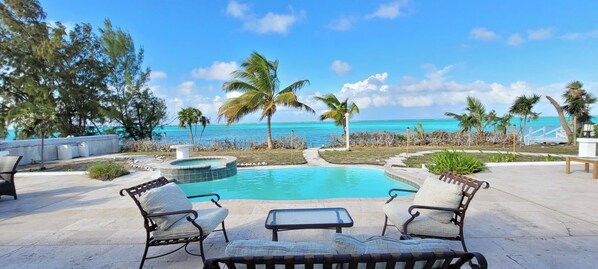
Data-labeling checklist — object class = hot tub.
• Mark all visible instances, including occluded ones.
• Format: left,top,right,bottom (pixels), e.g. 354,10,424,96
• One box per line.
160,156,237,183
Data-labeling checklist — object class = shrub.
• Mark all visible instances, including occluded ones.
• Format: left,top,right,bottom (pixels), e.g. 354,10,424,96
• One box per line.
489,153,517,162
544,154,555,161
87,163,129,181
427,150,486,175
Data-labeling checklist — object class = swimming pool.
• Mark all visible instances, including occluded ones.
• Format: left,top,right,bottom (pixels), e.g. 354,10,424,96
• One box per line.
178,167,417,200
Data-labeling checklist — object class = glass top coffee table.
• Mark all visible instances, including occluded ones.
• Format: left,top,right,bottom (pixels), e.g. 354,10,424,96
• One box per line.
265,207,353,241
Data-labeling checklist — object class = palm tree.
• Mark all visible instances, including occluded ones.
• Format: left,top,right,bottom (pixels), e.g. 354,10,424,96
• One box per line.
314,94,359,134
496,113,513,135
198,115,210,143
219,52,315,149
509,94,541,141
177,107,202,144
562,81,596,132
445,96,489,141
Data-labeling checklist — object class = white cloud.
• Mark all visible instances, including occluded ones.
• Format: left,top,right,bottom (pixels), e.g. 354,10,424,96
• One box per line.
470,27,500,41
150,71,167,80
367,2,402,19
226,0,250,19
507,33,524,46
245,12,301,34
225,1,304,35
225,91,243,99
341,72,388,94
527,28,554,40
178,81,196,95
561,29,598,40
331,60,351,76
191,61,238,81
334,65,553,110
328,16,353,31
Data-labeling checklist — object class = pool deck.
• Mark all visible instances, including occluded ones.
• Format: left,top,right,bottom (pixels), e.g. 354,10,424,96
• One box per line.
2,162,598,268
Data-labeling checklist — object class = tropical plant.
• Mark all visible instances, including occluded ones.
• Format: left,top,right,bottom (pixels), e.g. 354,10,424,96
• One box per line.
427,150,486,175
101,19,167,140
562,81,596,131
87,162,129,181
177,107,202,144
445,96,490,142
509,94,541,141
219,52,314,149
314,94,359,134
198,115,210,143
546,81,596,143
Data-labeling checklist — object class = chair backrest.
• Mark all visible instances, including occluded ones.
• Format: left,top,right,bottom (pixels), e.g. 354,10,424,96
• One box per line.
204,251,488,269
0,156,22,181
438,172,489,226
119,176,171,231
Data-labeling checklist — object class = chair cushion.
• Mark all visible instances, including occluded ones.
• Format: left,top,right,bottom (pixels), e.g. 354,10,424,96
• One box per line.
139,182,192,230
383,202,460,238
152,207,228,240
225,240,337,256
333,234,450,269
412,176,463,223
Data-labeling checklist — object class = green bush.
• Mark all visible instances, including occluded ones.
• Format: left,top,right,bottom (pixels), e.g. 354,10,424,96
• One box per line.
544,154,555,161
427,150,486,175
87,162,129,181
489,153,517,162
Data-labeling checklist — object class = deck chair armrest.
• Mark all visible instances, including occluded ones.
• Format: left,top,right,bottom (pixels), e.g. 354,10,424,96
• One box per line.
386,188,418,203
147,209,198,220
187,193,223,207
408,205,464,216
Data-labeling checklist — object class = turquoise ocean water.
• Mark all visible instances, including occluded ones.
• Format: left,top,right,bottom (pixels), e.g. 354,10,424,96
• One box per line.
3,116,568,146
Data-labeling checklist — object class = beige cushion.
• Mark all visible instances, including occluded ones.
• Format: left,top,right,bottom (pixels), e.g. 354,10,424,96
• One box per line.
333,234,450,269
139,183,192,230
153,207,228,240
412,176,462,223
383,202,460,238
225,240,337,256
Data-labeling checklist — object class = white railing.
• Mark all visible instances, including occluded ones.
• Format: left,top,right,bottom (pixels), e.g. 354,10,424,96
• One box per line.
524,126,568,145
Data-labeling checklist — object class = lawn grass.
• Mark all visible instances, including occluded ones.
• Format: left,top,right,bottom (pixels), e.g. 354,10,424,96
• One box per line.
19,158,136,172
319,144,577,165
123,148,307,165
403,152,565,168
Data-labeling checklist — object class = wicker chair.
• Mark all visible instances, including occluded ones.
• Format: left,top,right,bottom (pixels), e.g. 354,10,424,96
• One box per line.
0,156,23,200
205,251,488,269
382,172,489,252
120,177,229,269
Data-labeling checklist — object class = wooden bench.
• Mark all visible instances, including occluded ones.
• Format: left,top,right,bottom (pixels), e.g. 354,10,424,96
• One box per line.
566,157,598,179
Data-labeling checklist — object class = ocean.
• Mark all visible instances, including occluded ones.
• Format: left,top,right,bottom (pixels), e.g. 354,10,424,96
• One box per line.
2,116,567,146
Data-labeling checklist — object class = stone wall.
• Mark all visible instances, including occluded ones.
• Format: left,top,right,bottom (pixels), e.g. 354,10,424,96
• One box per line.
0,135,119,165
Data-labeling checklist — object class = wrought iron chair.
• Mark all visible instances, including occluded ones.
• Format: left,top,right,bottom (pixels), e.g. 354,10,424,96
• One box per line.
120,177,229,268
382,172,489,252
0,155,23,200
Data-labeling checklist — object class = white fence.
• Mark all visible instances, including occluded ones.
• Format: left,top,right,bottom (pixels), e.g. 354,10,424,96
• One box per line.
524,127,568,145
0,135,119,165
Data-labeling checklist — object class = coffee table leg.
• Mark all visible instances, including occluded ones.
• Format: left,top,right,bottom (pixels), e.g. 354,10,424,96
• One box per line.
272,229,278,241
336,227,342,233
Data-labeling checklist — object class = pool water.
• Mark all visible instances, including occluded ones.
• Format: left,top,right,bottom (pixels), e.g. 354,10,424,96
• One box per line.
178,167,416,200
171,159,226,168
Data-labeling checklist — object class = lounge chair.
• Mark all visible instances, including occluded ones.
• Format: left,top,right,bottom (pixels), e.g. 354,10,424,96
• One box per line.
0,156,23,200
382,172,489,252
120,177,229,268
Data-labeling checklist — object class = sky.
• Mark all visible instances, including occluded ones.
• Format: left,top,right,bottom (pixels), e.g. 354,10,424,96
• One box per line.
40,0,598,124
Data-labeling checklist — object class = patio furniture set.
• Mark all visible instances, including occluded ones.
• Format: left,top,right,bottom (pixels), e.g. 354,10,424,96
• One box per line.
121,172,490,268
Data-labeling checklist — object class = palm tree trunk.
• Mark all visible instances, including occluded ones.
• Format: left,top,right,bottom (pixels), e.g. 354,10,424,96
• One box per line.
200,127,206,144
546,96,574,143
188,123,194,144
267,114,273,149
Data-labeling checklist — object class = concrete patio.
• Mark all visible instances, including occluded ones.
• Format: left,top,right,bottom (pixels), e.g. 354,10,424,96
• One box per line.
1,163,598,268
